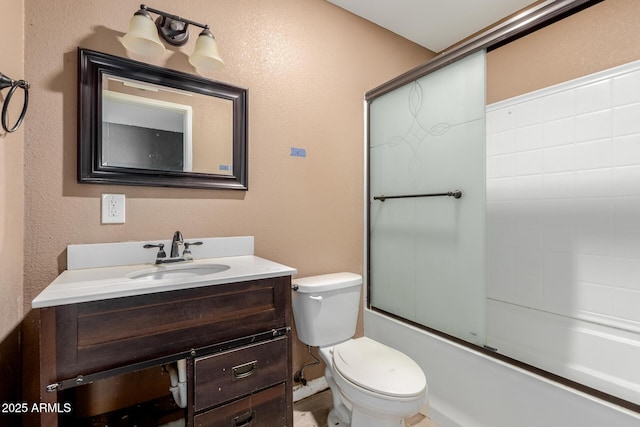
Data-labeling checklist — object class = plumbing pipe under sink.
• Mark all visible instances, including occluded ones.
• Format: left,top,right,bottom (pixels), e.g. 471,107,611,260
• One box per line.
167,359,187,409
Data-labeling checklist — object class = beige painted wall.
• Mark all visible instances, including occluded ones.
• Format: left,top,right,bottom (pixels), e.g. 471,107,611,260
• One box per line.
21,0,432,389
0,0,25,406
487,0,640,104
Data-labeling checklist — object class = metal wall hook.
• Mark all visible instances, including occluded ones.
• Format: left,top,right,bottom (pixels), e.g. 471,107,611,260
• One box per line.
0,73,14,90
0,72,30,133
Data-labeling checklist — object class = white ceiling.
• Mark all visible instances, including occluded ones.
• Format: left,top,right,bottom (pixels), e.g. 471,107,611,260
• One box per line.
327,0,539,52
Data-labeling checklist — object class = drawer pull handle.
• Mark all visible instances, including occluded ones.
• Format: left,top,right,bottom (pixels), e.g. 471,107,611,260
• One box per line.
232,360,258,379
233,409,255,427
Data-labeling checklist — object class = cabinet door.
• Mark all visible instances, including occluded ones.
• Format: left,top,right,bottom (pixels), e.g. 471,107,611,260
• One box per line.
194,337,287,411
193,384,286,427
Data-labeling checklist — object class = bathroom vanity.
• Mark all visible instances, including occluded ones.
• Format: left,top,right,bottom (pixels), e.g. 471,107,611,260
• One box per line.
31,236,296,427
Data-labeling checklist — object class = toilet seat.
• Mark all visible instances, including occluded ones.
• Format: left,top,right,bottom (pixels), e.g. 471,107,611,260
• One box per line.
332,337,426,398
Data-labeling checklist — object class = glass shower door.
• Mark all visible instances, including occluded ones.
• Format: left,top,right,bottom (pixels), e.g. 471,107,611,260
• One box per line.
368,50,486,345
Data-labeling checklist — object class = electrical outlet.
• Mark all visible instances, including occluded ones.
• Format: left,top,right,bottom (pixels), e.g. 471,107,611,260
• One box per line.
101,194,125,224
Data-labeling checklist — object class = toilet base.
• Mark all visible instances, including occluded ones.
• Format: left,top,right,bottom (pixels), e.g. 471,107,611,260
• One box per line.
327,407,411,427
351,408,407,427
327,409,349,426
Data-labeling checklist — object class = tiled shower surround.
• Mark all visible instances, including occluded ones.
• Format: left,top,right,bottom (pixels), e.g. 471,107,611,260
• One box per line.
486,60,640,403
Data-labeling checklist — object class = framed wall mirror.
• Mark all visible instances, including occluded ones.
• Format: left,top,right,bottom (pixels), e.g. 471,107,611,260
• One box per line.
78,48,248,190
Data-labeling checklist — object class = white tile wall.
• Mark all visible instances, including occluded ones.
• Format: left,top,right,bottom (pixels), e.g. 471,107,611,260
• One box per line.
486,61,640,401
486,59,640,332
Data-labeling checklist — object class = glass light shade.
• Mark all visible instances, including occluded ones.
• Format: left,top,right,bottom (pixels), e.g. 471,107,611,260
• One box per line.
121,14,166,57
189,33,224,71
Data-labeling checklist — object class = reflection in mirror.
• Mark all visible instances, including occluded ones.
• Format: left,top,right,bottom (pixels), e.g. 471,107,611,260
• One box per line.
102,75,233,175
78,48,247,190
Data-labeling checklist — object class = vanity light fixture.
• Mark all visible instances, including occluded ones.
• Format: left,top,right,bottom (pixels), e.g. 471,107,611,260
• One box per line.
121,4,224,72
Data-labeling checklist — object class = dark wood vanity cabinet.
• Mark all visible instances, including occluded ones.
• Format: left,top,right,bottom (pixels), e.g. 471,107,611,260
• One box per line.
193,383,287,427
193,337,289,426
36,276,293,427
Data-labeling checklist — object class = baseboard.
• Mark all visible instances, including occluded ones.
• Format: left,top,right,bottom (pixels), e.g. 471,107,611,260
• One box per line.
292,376,329,402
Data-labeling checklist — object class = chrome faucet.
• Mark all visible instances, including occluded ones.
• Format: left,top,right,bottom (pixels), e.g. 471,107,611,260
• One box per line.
170,231,184,258
144,231,203,264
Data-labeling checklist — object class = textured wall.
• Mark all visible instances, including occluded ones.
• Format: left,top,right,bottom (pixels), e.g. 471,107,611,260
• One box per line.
0,0,25,407
487,0,640,103
22,0,432,388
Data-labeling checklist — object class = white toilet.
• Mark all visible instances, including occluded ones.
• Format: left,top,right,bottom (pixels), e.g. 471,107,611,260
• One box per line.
292,272,428,427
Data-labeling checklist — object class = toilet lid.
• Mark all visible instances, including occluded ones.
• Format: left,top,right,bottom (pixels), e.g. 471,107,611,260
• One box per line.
332,337,426,398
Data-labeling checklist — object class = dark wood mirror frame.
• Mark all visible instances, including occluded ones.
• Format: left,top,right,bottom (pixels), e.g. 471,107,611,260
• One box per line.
78,48,248,190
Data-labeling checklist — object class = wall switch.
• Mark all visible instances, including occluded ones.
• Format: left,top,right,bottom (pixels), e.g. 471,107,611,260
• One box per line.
101,194,125,224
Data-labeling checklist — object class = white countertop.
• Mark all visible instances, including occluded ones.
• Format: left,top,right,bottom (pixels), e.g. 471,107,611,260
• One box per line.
32,255,297,308
32,236,296,308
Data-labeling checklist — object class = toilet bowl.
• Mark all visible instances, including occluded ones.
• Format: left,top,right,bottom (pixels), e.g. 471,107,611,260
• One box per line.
322,337,428,427
292,273,428,427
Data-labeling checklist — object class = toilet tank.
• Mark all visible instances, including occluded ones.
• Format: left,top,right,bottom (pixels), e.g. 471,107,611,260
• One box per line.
291,272,362,347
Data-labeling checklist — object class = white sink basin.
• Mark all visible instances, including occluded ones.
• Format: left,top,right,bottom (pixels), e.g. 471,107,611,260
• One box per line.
126,263,231,281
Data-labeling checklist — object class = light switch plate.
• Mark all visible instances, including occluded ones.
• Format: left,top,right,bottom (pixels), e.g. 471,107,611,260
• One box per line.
101,194,125,224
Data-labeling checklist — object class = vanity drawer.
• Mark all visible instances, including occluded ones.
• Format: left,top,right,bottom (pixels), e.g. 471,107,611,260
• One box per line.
54,276,290,379
193,383,286,427
194,336,288,411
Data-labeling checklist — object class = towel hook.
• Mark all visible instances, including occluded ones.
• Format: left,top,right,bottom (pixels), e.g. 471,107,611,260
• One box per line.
0,72,30,133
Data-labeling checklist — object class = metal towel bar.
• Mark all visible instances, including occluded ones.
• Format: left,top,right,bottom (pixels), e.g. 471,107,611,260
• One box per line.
373,190,462,202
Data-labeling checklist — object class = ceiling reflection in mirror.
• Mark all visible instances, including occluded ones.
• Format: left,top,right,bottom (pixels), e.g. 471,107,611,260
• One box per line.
101,75,233,176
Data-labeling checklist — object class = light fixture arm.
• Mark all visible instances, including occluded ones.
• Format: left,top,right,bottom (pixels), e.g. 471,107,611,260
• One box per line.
140,4,209,31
